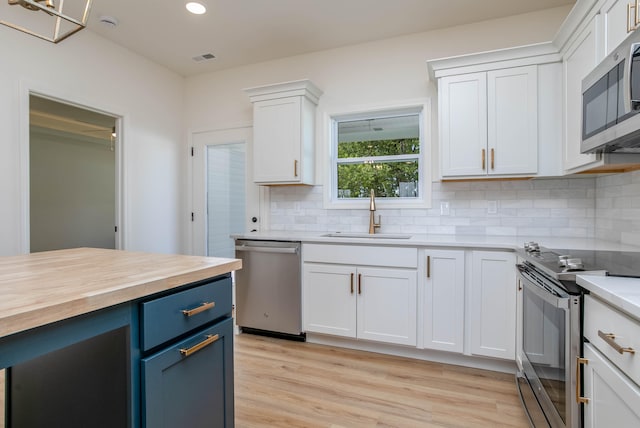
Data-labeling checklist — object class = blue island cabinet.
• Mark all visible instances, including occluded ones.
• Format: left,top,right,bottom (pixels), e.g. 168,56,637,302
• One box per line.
140,275,234,428
3,273,234,428
142,318,234,427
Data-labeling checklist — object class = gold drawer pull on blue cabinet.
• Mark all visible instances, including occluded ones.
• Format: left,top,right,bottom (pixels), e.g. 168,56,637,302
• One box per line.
180,333,220,357
182,301,215,317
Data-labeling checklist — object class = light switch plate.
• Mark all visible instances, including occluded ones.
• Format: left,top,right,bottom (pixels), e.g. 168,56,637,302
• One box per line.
440,201,450,216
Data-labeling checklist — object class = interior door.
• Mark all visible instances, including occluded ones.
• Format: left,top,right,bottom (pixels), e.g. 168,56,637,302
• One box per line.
191,126,261,257
29,95,119,252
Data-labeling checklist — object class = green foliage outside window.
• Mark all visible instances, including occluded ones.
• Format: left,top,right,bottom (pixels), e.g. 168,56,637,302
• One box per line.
337,138,420,198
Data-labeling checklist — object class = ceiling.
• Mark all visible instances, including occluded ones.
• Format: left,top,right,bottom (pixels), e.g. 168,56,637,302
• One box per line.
30,96,116,143
85,0,576,77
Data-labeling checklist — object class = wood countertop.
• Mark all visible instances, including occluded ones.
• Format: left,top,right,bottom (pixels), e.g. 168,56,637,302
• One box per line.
0,248,242,338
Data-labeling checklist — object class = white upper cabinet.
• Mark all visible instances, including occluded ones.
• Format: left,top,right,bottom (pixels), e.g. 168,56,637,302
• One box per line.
560,0,640,173
487,67,539,175
430,44,561,179
562,12,602,172
439,66,538,178
244,80,322,185
602,0,633,55
439,72,488,177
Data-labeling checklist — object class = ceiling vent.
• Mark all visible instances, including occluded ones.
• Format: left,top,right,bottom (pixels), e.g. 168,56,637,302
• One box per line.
192,53,216,62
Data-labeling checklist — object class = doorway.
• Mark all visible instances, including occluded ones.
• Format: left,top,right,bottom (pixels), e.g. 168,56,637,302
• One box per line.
29,95,119,252
191,126,262,257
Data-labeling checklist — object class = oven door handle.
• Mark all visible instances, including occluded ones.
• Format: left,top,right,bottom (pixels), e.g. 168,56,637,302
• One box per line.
517,267,570,309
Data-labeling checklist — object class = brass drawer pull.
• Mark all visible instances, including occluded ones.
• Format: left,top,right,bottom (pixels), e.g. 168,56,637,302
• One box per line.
427,256,431,278
350,272,354,294
481,149,486,170
576,357,589,404
294,159,298,177
179,333,220,357
598,330,636,355
490,148,495,170
181,301,215,317
358,273,362,294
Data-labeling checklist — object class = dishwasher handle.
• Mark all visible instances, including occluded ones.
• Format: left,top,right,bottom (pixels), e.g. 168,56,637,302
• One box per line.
235,245,299,254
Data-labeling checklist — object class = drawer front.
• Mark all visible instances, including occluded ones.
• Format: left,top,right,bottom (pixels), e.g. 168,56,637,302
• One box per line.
303,244,418,268
584,295,640,386
141,276,232,351
141,317,234,428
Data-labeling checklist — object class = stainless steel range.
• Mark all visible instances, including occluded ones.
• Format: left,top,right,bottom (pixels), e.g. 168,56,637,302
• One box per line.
514,243,640,428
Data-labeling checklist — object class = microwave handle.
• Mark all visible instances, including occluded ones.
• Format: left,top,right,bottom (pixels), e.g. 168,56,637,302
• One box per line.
625,43,640,110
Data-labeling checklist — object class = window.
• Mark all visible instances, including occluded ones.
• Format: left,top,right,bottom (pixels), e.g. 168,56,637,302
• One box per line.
327,104,431,208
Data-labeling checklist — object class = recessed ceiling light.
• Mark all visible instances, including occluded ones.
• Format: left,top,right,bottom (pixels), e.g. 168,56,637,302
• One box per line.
186,2,206,14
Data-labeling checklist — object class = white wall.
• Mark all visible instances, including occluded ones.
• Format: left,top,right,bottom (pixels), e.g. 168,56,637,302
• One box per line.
185,6,574,234
186,6,572,136
30,130,116,251
0,26,186,256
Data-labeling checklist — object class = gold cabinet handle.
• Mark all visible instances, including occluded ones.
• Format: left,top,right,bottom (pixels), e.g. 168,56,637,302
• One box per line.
350,272,354,294
598,330,636,355
181,301,215,317
481,149,486,170
358,273,362,294
629,1,639,33
490,148,495,170
426,256,431,278
576,357,589,404
179,333,219,357
294,159,298,177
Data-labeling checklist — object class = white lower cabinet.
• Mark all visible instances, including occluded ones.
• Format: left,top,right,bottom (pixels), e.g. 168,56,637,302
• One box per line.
583,342,640,427
303,244,518,362
303,263,417,346
421,249,465,353
469,251,517,359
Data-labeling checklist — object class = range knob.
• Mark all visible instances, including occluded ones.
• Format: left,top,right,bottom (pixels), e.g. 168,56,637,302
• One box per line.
558,255,570,267
566,258,584,271
524,242,540,253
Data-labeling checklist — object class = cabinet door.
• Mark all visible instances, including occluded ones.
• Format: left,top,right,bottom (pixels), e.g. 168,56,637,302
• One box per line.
422,249,465,353
583,343,640,428
487,66,538,175
253,97,302,183
602,0,631,56
357,267,417,346
563,14,601,172
469,251,516,360
142,317,234,428
439,72,488,177
303,263,357,338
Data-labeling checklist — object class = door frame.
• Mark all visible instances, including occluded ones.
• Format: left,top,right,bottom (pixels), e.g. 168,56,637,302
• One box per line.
18,80,126,253
188,123,267,256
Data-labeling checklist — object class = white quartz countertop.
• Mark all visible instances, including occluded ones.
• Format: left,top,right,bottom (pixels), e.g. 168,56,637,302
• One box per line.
232,231,640,252
577,275,640,320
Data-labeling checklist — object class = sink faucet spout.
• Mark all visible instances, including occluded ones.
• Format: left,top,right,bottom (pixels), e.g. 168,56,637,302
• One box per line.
368,189,381,234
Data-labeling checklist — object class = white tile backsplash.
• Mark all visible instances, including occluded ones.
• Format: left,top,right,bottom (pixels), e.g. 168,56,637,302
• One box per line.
268,176,604,238
596,170,640,245
266,171,640,243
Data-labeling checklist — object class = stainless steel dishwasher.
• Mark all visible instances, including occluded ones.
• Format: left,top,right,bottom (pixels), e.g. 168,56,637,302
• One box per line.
234,239,304,340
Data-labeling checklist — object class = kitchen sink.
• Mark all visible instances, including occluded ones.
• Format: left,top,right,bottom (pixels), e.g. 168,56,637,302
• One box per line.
322,232,412,239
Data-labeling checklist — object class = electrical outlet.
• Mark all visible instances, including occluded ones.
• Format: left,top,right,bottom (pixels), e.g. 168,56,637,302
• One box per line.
488,200,498,214
440,201,450,216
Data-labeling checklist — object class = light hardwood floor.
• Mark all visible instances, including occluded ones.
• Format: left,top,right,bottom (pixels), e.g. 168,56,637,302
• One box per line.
234,333,530,428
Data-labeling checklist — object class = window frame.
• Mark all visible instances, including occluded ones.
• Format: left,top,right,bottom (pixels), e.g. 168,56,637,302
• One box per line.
323,100,432,209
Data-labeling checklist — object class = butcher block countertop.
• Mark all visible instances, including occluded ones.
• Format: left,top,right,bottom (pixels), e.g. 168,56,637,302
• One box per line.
0,247,242,339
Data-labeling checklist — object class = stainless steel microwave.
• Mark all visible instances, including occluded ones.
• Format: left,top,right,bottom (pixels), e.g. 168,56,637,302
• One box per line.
581,30,640,154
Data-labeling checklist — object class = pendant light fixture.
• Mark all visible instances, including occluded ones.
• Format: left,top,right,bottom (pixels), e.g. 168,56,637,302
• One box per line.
1,0,93,43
